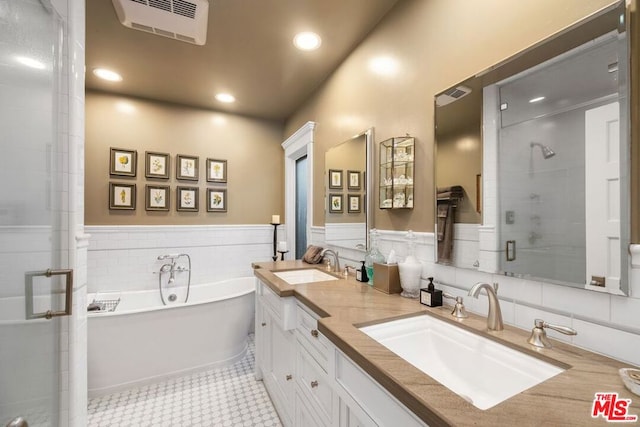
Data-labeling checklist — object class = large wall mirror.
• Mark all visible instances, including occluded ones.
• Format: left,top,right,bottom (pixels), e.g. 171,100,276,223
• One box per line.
434,0,638,295
325,129,374,249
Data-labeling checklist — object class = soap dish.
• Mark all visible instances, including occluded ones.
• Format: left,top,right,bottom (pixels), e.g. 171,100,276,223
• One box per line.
619,368,640,396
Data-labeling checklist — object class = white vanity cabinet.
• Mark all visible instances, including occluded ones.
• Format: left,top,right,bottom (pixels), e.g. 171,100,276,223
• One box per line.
338,399,377,427
333,349,425,427
255,279,297,426
255,278,427,427
295,302,334,425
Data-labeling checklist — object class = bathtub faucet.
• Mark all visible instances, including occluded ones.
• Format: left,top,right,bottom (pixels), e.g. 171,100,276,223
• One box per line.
158,254,190,284
157,253,192,305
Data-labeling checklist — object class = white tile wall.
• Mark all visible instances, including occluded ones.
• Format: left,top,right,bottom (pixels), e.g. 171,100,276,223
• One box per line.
52,0,88,424
86,225,279,294
319,226,640,366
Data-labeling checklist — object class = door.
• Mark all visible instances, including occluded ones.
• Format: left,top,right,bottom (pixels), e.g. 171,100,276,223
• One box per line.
585,102,621,292
0,0,68,425
295,156,308,259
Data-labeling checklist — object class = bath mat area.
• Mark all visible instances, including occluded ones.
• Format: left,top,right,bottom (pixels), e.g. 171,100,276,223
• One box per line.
87,334,281,427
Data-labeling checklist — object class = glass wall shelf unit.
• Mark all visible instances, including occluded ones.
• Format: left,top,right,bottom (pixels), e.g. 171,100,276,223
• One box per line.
379,136,415,209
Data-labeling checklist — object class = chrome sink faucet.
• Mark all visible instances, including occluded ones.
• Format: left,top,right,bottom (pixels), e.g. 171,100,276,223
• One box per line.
468,282,504,331
321,249,340,273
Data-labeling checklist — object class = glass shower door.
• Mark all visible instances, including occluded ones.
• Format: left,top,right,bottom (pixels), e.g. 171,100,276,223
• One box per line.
496,34,624,286
0,0,67,426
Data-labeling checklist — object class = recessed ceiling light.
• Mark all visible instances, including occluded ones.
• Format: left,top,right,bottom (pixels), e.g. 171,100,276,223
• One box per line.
93,68,123,82
16,56,45,70
215,93,236,103
293,32,322,51
529,96,545,103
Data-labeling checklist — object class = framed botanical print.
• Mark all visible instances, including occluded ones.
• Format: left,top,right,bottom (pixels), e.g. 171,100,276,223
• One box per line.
177,186,199,211
329,169,343,189
145,151,170,179
110,148,137,177
348,194,361,213
176,154,199,181
145,185,169,211
109,182,136,210
207,188,227,212
329,193,343,213
206,158,227,183
348,170,361,190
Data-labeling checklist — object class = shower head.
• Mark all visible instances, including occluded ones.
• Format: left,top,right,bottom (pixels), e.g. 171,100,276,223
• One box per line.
530,142,556,159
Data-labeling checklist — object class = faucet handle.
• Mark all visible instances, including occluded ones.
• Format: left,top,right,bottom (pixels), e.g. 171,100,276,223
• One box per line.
442,293,469,319
527,318,577,348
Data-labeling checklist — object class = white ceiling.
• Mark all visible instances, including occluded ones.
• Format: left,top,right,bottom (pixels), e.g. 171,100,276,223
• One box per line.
86,0,400,121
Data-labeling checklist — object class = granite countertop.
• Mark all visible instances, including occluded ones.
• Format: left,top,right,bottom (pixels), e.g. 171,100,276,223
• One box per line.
253,260,640,426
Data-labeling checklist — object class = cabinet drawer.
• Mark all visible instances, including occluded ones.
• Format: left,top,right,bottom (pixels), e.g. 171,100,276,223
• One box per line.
335,350,425,427
296,303,330,369
296,342,333,423
258,279,296,330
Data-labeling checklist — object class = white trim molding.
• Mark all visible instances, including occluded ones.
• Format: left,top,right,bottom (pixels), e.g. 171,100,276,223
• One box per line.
282,121,316,258
631,244,640,268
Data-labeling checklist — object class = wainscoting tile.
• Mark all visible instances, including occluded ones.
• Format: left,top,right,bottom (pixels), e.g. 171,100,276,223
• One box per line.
572,319,640,366
541,282,611,323
610,294,640,330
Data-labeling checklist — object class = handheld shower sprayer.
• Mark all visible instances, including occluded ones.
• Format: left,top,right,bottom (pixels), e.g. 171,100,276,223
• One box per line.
157,253,187,260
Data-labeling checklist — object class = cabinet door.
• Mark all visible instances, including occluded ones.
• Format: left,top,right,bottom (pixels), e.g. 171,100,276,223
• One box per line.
296,393,326,427
296,343,333,423
255,297,266,380
339,398,378,427
267,312,296,418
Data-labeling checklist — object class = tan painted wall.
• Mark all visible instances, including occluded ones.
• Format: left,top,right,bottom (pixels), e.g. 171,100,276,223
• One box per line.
285,0,616,231
325,134,366,223
86,92,284,225
436,125,482,224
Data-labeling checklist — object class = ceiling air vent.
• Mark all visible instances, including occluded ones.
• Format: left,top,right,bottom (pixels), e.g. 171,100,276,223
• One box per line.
436,85,472,107
112,0,209,45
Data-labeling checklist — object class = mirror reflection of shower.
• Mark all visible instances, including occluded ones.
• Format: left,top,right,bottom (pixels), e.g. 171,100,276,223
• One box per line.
530,142,556,159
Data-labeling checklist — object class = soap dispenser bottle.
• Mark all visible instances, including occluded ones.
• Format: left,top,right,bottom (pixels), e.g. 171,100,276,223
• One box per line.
364,229,385,284
356,261,369,283
420,277,443,307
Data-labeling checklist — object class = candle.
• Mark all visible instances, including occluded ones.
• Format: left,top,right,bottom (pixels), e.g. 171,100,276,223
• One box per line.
278,241,287,252
271,215,280,224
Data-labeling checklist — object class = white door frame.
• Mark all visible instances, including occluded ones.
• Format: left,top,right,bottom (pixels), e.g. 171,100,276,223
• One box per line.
282,121,316,259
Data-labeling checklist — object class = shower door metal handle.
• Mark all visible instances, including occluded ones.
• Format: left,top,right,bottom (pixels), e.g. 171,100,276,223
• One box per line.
25,269,73,320
506,240,516,261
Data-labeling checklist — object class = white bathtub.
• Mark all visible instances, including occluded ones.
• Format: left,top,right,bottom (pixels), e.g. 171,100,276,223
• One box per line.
88,277,255,398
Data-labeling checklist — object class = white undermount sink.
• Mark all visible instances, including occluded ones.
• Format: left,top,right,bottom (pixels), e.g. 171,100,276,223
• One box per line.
360,315,565,410
273,269,339,285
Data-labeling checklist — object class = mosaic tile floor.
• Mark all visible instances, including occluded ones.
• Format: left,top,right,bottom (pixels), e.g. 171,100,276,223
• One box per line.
88,335,282,427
